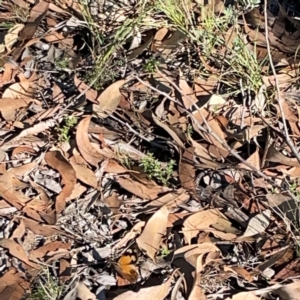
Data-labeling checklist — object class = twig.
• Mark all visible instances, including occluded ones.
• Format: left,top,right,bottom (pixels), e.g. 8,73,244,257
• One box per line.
264,0,300,164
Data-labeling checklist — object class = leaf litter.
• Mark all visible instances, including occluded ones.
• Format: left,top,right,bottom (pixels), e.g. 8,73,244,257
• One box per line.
2,0,300,299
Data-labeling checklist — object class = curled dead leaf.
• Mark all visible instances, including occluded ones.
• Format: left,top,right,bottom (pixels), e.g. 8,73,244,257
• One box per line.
136,206,169,261
93,80,125,118
45,150,76,215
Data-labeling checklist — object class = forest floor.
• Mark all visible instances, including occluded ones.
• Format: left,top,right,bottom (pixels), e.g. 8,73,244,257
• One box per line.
1,0,300,299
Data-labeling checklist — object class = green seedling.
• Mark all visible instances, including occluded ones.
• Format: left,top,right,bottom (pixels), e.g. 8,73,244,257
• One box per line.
139,153,175,186
28,268,63,300
56,116,77,143
143,57,159,73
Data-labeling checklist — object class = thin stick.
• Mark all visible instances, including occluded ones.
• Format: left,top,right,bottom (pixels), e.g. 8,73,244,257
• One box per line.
264,0,300,164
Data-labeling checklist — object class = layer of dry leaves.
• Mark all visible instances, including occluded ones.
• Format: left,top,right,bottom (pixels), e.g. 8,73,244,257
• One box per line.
1,0,300,300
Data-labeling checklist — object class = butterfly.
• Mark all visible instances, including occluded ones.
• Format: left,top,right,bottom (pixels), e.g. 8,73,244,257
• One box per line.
113,249,139,284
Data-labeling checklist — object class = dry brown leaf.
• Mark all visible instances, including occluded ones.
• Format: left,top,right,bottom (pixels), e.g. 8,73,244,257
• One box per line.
2,82,35,99
266,144,300,167
0,268,29,300
4,24,24,51
113,221,145,250
22,218,60,237
0,182,24,210
0,239,40,269
76,282,96,300
152,113,185,148
136,206,169,261
153,28,168,42
66,183,86,201
194,75,218,96
113,271,173,300
274,259,300,280
224,265,253,282
104,159,128,174
192,110,228,154
179,72,198,110
240,210,271,238
174,243,220,268
45,151,76,215
21,1,49,40
147,189,189,208
76,116,113,166
118,177,169,200
74,76,98,103
59,258,70,282
69,158,98,189
238,148,260,170
103,192,121,214
182,209,220,244
189,136,220,168
188,255,207,300
179,148,196,195
224,292,260,300
273,282,300,300
8,162,38,177
11,146,35,157
93,80,125,118
29,241,71,260
155,30,186,56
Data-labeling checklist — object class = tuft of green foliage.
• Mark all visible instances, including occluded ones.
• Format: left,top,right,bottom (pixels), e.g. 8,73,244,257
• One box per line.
143,57,159,73
159,245,171,258
28,268,63,300
139,153,175,186
54,56,70,71
56,116,77,143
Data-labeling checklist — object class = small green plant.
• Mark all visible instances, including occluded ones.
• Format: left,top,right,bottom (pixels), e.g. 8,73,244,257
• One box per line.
289,181,300,198
0,21,15,30
29,268,63,300
186,124,193,136
160,245,171,258
139,153,175,186
54,56,70,70
56,116,77,142
115,150,133,169
143,57,159,73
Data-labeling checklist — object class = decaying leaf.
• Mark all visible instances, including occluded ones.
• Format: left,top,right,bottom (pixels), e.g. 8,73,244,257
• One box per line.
179,148,196,195
74,76,98,103
118,176,170,200
44,151,76,215
188,255,207,300
241,210,271,238
2,82,35,99
76,282,96,300
182,209,220,244
93,80,125,118
224,292,260,300
70,158,98,189
273,282,300,300
76,116,113,166
174,243,220,270
113,271,173,300
137,206,169,261
0,268,29,300
0,239,40,270
4,24,24,51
